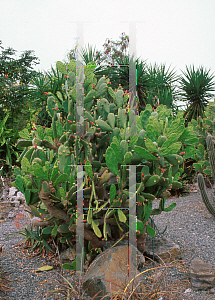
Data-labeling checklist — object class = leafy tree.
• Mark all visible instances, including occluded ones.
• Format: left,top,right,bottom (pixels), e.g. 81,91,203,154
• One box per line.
179,65,215,124
99,32,129,65
0,41,40,129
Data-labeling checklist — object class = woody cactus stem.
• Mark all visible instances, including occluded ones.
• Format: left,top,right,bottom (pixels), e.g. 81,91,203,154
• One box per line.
197,134,215,217
197,173,215,216
207,134,215,179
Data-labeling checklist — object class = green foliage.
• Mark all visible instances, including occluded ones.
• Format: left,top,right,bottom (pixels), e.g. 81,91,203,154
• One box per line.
0,41,40,130
13,57,196,259
179,65,215,123
190,100,215,180
0,114,22,175
19,226,55,254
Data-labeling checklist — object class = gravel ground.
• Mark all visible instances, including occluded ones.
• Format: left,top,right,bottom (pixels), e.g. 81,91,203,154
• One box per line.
146,188,215,300
0,218,91,300
0,187,215,299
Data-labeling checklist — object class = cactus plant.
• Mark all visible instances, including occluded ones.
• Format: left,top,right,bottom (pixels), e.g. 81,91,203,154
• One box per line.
197,134,215,216
12,58,196,263
191,100,215,181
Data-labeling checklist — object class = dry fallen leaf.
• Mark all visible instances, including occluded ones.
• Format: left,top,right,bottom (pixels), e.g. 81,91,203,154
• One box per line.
36,265,53,272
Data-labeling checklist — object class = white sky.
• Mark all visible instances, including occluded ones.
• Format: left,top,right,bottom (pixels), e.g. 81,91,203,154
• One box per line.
1,0,215,103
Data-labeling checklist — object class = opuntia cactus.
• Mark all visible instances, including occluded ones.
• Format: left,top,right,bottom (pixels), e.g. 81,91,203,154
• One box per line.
13,58,195,263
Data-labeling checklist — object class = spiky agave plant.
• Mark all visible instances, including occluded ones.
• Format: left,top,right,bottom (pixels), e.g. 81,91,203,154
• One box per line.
179,65,215,124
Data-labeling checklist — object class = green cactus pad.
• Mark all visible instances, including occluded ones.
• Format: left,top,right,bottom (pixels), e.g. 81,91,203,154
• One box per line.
67,185,76,201
53,173,69,186
91,220,102,238
67,71,75,87
101,98,110,113
137,195,145,203
134,146,158,161
96,76,107,89
160,142,182,156
84,90,97,104
59,134,67,144
145,175,160,187
56,122,63,139
23,146,35,162
141,192,155,200
36,126,44,140
17,140,32,147
118,108,127,129
187,145,200,160
58,145,69,173
84,111,95,123
172,164,179,176
58,223,70,233
45,128,53,138
146,124,157,141
96,83,107,98
97,98,110,116
110,140,123,164
107,113,115,129
145,138,158,153
105,147,119,175
141,110,151,129
159,177,170,189
32,138,42,147
136,130,146,146
165,154,183,165
124,151,132,164
68,88,76,102
171,181,182,189
47,96,57,117
96,120,113,132
108,86,115,100
120,140,128,160
115,90,124,108
32,163,49,181
19,128,31,140
85,160,93,179
109,103,116,113
160,133,178,151
32,157,43,166
157,135,167,147
56,61,67,74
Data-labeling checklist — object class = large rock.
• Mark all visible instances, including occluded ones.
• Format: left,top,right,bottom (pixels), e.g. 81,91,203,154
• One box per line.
190,258,214,290
144,237,181,263
8,186,17,199
16,191,25,204
83,244,145,300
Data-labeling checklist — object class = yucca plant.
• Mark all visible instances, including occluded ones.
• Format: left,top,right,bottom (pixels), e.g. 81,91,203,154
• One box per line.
179,65,215,124
66,43,102,66
144,63,178,110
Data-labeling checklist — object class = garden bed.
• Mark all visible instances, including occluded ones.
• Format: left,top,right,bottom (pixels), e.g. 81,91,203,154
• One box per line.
1,184,215,299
